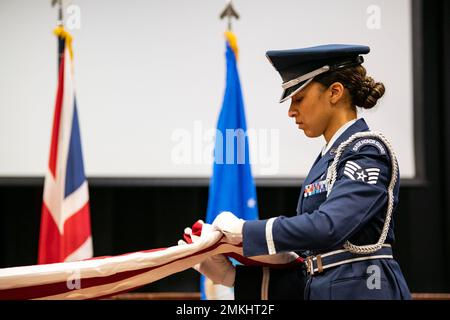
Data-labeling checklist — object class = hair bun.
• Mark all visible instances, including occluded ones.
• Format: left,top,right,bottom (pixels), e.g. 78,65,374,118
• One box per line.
355,76,385,109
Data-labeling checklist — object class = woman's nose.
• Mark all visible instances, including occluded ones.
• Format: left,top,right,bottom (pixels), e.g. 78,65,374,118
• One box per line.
288,109,297,118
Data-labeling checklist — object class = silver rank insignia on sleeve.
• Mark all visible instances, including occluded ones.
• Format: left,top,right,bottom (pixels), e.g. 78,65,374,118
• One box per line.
343,161,380,185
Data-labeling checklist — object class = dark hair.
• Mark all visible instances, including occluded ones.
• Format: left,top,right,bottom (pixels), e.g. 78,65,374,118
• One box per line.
313,65,385,109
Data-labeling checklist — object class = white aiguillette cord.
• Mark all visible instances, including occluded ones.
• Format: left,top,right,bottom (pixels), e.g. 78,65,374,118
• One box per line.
325,132,399,254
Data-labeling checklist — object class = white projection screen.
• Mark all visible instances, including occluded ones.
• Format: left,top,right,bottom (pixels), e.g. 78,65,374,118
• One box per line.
0,0,417,183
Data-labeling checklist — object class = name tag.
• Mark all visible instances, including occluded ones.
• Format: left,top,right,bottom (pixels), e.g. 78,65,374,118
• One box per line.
303,180,328,198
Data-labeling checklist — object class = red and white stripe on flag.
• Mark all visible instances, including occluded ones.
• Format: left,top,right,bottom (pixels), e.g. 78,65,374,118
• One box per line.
0,222,303,300
38,36,92,264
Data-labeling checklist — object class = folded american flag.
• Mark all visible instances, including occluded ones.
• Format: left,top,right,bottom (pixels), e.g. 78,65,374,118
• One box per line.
0,221,303,300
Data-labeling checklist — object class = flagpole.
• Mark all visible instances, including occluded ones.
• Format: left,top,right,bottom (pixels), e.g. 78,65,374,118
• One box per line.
51,0,65,71
200,0,253,301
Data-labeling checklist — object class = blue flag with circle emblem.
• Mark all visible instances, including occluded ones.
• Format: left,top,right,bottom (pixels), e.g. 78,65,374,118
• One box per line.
202,31,259,300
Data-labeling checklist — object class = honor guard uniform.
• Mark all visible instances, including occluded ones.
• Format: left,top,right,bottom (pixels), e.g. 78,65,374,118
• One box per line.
231,45,411,300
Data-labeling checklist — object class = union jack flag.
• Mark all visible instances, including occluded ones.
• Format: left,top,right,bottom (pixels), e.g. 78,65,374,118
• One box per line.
38,27,92,264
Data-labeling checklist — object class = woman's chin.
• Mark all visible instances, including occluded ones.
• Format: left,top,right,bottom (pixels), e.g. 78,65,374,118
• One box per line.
303,130,320,138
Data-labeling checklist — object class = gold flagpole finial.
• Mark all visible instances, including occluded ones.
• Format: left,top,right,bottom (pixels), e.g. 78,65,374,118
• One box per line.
51,0,74,61
219,0,240,31
51,0,64,26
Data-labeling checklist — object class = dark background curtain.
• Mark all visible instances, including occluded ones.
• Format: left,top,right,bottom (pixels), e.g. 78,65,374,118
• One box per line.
0,0,449,293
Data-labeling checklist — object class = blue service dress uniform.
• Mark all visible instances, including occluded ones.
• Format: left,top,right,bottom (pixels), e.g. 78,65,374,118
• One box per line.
236,118,411,300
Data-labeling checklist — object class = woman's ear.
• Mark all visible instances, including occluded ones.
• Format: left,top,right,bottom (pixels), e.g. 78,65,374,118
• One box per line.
329,82,345,105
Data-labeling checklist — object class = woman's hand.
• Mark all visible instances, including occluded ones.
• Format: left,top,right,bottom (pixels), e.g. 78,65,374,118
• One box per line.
178,221,236,287
212,211,245,245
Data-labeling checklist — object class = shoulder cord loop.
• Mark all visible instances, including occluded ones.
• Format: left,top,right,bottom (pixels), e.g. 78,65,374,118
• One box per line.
325,132,398,254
